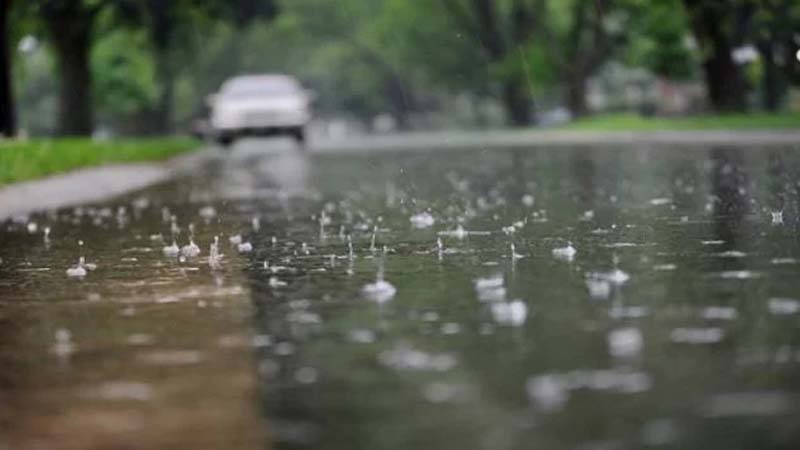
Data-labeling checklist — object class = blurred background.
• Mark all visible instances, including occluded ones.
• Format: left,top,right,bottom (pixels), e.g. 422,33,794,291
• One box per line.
0,0,798,139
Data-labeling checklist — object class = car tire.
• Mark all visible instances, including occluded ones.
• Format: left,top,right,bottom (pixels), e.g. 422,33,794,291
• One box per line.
217,134,235,147
291,127,306,146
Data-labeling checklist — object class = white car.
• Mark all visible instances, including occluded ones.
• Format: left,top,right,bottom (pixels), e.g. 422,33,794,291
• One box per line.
208,74,312,146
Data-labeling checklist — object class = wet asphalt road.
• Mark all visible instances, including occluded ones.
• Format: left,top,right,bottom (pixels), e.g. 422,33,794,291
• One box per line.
3,137,800,450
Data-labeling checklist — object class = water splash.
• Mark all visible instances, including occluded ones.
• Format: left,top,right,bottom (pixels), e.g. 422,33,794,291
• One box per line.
594,255,630,285
438,225,468,239
319,210,331,239
362,248,396,304
52,328,75,357
370,226,378,252
768,298,800,315
66,257,88,278
521,194,535,207
715,270,762,280
510,243,524,260
527,369,652,412
609,305,649,319
66,240,92,277
552,241,577,261
603,268,630,285
199,206,217,222
170,215,180,238
649,197,671,206
670,327,724,344
181,239,201,258
410,211,435,229
490,300,528,326
608,327,643,358
585,275,612,300
269,276,288,288
162,240,180,257
347,234,354,260
209,236,222,269
700,306,738,320
362,276,396,303
378,342,456,372
474,275,506,302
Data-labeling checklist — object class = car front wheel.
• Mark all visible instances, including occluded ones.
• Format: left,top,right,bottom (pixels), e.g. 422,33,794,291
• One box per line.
216,133,235,147
291,127,306,148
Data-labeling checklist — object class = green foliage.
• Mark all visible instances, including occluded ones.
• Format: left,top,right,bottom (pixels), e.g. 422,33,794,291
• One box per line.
0,137,198,184
374,0,490,91
92,29,157,117
7,0,800,134
562,112,800,131
493,42,557,90
625,0,694,79
13,39,58,135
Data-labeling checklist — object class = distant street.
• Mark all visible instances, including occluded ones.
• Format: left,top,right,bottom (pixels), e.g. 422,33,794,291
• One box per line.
4,129,800,222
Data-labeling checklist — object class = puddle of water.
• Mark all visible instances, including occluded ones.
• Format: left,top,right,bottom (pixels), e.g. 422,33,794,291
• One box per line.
0,189,264,450
240,145,800,450
4,144,800,449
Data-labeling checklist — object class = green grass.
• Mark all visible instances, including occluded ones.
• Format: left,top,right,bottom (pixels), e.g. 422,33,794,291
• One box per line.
0,137,200,185
562,112,800,131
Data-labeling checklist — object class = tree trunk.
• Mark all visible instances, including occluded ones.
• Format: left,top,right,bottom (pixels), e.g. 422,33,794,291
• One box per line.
472,0,535,126
786,39,800,87
152,46,174,134
758,41,783,112
384,76,412,130
148,0,175,134
0,0,15,137
502,76,533,126
567,72,588,118
354,45,415,130
560,0,610,120
471,0,505,60
48,16,94,136
684,0,748,112
443,0,538,127
702,46,747,112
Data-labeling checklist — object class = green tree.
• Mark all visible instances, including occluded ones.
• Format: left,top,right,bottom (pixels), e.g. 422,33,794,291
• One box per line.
29,0,107,135
752,0,800,111
91,27,157,133
625,0,694,81
438,0,546,125
682,0,751,111
254,0,422,128
138,0,278,133
554,0,625,117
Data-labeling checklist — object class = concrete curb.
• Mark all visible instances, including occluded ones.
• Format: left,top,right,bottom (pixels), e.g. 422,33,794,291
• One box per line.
313,130,800,153
0,148,212,221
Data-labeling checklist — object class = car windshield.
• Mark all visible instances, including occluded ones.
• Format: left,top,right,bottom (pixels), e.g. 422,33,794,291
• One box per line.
221,78,299,98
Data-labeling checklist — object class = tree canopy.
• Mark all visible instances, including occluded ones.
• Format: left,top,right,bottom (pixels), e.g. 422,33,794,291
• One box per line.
1,0,798,136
